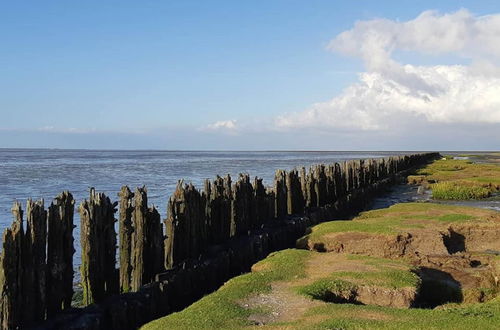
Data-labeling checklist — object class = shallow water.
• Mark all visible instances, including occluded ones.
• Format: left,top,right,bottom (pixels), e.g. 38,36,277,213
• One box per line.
370,184,500,212
0,149,409,271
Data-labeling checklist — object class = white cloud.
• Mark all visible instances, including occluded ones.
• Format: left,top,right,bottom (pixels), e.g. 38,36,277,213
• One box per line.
37,126,99,134
277,9,500,131
204,119,239,134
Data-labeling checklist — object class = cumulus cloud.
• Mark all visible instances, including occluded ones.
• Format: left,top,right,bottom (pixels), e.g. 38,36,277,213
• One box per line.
204,119,239,134
277,9,500,131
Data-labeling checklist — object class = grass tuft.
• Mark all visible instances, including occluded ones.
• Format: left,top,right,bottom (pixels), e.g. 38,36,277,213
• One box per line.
408,158,500,200
432,182,491,200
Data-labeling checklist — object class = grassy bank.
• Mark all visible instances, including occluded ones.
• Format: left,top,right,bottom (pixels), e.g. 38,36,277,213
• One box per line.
143,202,500,329
298,202,490,243
408,157,500,200
143,249,310,329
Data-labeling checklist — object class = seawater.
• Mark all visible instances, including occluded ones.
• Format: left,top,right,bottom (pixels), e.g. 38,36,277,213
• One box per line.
0,149,407,272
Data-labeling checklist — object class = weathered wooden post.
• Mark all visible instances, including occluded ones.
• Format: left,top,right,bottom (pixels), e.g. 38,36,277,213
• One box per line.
334,162,344,198
325,165,336,204
347,161,355,192
23,199,47,324
274,170,287,219
286,169,303,215
118,186,134,293
47,191,75,317
206,176,233,244
252,177,268,227
313,165,327,207
80,188,118,305
231,174,254,236
165,181,205,269
266,187,276,221
165,182,186,270
131,187,164,292
222,174,232,239
301,167,317,209
0,203,24,329
299,167,308,208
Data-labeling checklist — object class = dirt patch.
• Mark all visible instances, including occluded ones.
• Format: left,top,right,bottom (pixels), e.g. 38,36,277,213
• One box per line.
356,286,417,308
305,229,450,260
243,281,324,326
302,222,500,261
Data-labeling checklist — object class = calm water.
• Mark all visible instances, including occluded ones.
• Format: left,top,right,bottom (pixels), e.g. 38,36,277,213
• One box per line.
0,149,408,273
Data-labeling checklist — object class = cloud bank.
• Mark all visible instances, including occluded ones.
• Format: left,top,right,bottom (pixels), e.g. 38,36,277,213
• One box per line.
276,9,500,131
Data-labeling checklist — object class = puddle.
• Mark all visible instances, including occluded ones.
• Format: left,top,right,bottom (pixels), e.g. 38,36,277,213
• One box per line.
369,184,500,212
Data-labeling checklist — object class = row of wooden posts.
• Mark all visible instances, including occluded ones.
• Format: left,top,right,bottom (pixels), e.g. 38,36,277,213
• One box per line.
0,153,439,329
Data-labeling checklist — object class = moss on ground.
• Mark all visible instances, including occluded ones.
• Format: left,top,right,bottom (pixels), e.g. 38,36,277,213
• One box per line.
299,202,494,243
407,158,500,200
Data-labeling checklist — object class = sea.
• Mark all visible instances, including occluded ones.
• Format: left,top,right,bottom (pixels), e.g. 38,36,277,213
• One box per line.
0,149,411,273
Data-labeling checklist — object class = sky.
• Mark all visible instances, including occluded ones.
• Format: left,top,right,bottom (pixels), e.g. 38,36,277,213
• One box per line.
1,0,499,150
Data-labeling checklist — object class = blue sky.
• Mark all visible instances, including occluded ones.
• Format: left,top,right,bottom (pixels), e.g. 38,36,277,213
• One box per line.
1,1,499,150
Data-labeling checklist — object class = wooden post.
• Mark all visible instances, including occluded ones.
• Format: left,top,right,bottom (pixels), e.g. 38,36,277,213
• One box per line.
131,187,164,291
313,165,327,207
252,177,267,227
118,186,134,293
165,182,185,270
23,199,47,324
274,170,287,219
206,177,230,244
266,188,276,221
0,203,24,329
79,188,118,305
231,174,253,236
47,191,75,317
286,170,303,215
334,163,343,198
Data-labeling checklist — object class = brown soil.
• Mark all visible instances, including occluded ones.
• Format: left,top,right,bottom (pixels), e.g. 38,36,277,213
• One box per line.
243,281,324,326
303,222,500,260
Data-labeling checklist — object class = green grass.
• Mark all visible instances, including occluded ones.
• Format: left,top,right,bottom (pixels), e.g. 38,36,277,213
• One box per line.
299,203,484,243
288,298,500,329
407,158,500,200
145,246,500,329
143,202,500,329
142,249,310,330
296,254,419,303
436,213,474,222
432,182,491,200
297,268,419,302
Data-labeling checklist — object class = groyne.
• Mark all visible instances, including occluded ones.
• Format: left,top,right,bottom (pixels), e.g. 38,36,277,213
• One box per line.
0,153,439,329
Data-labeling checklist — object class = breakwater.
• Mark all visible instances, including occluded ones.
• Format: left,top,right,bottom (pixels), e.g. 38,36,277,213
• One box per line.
0,153,439,329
